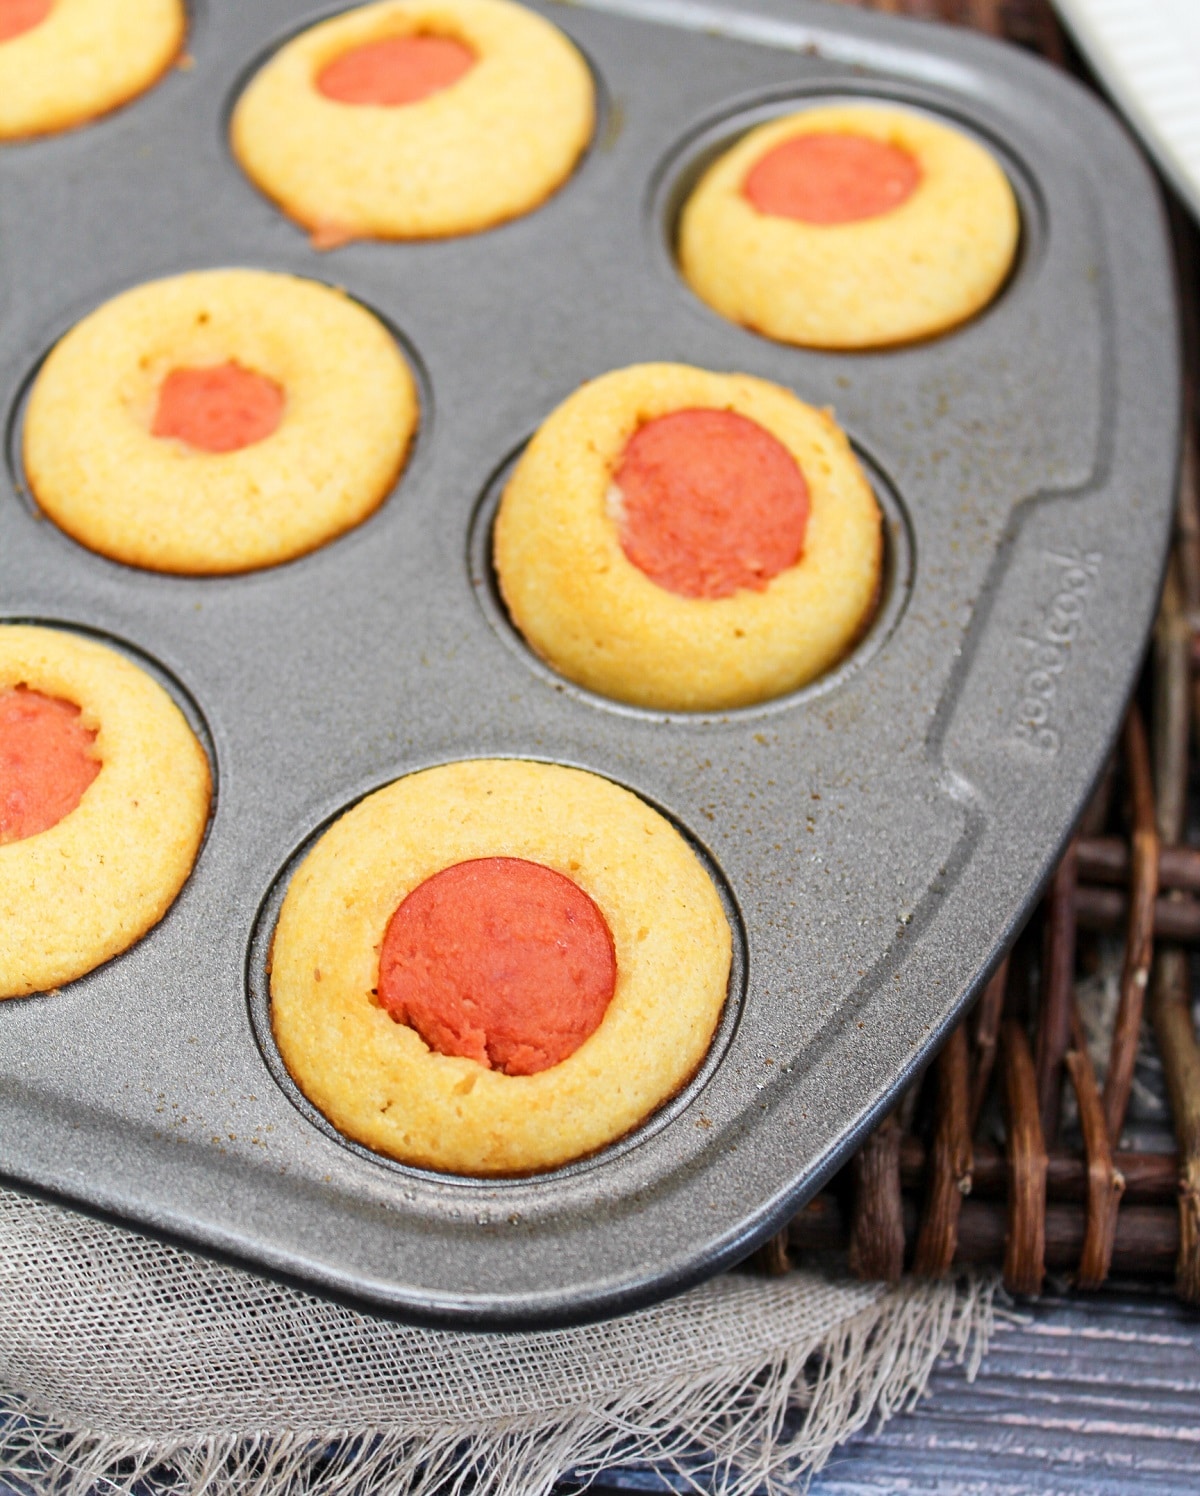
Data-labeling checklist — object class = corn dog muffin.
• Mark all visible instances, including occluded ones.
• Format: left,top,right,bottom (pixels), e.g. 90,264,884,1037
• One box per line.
0,625,210,999
231,0,594,244
680,104,1020,349
270,759,731,1176
494,363,882,712
23,269,418,575
0,0,184,141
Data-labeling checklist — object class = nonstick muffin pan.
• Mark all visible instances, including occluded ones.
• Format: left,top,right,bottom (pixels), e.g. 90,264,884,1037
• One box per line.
0,0,1179,1328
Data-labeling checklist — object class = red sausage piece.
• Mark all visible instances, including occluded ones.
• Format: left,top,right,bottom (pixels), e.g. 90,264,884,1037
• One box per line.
613,408,809,599
0,687,99,845
744,132,921,224
378,856,617,1077
152,362,284,454
0,0,52,43
317,35,475,106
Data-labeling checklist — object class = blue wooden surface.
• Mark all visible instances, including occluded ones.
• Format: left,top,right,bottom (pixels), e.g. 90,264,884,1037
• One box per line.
584,1289,1200,1495
803,1290,1200,1495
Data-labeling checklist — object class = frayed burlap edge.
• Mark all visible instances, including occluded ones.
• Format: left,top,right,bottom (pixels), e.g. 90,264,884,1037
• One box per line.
0,1270,995,1496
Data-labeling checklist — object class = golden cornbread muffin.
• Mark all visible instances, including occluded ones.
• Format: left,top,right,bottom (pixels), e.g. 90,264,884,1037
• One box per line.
0,0,184,141
0,625,210,999
230,0,594,243
23,269,418,575
679,104,1020,349
494,363,882,712
270,760,731,1176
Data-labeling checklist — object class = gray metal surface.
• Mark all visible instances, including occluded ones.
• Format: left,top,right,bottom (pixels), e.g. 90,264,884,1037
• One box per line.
0,0,1180,1327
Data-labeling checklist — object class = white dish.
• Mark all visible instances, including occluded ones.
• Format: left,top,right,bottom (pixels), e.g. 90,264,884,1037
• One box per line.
1053,0,1200,222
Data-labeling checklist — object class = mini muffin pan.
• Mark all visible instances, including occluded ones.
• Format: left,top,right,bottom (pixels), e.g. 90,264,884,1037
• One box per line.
0,0,1179,1327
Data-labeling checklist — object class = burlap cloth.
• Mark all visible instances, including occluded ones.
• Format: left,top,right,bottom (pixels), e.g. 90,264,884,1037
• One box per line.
0,1184,993,1496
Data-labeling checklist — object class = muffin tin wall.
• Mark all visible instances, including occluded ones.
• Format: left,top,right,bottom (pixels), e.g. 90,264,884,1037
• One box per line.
0,0,1178,1327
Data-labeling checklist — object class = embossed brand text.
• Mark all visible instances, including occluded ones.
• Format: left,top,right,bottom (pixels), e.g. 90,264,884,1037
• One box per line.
1012,547,1101,755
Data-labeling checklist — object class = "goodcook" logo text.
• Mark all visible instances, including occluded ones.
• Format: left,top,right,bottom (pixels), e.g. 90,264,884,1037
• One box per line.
1011,548,1102,755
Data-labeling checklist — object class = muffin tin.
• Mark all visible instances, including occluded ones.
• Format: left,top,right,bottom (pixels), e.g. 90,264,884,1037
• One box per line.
0,0,1179,1327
